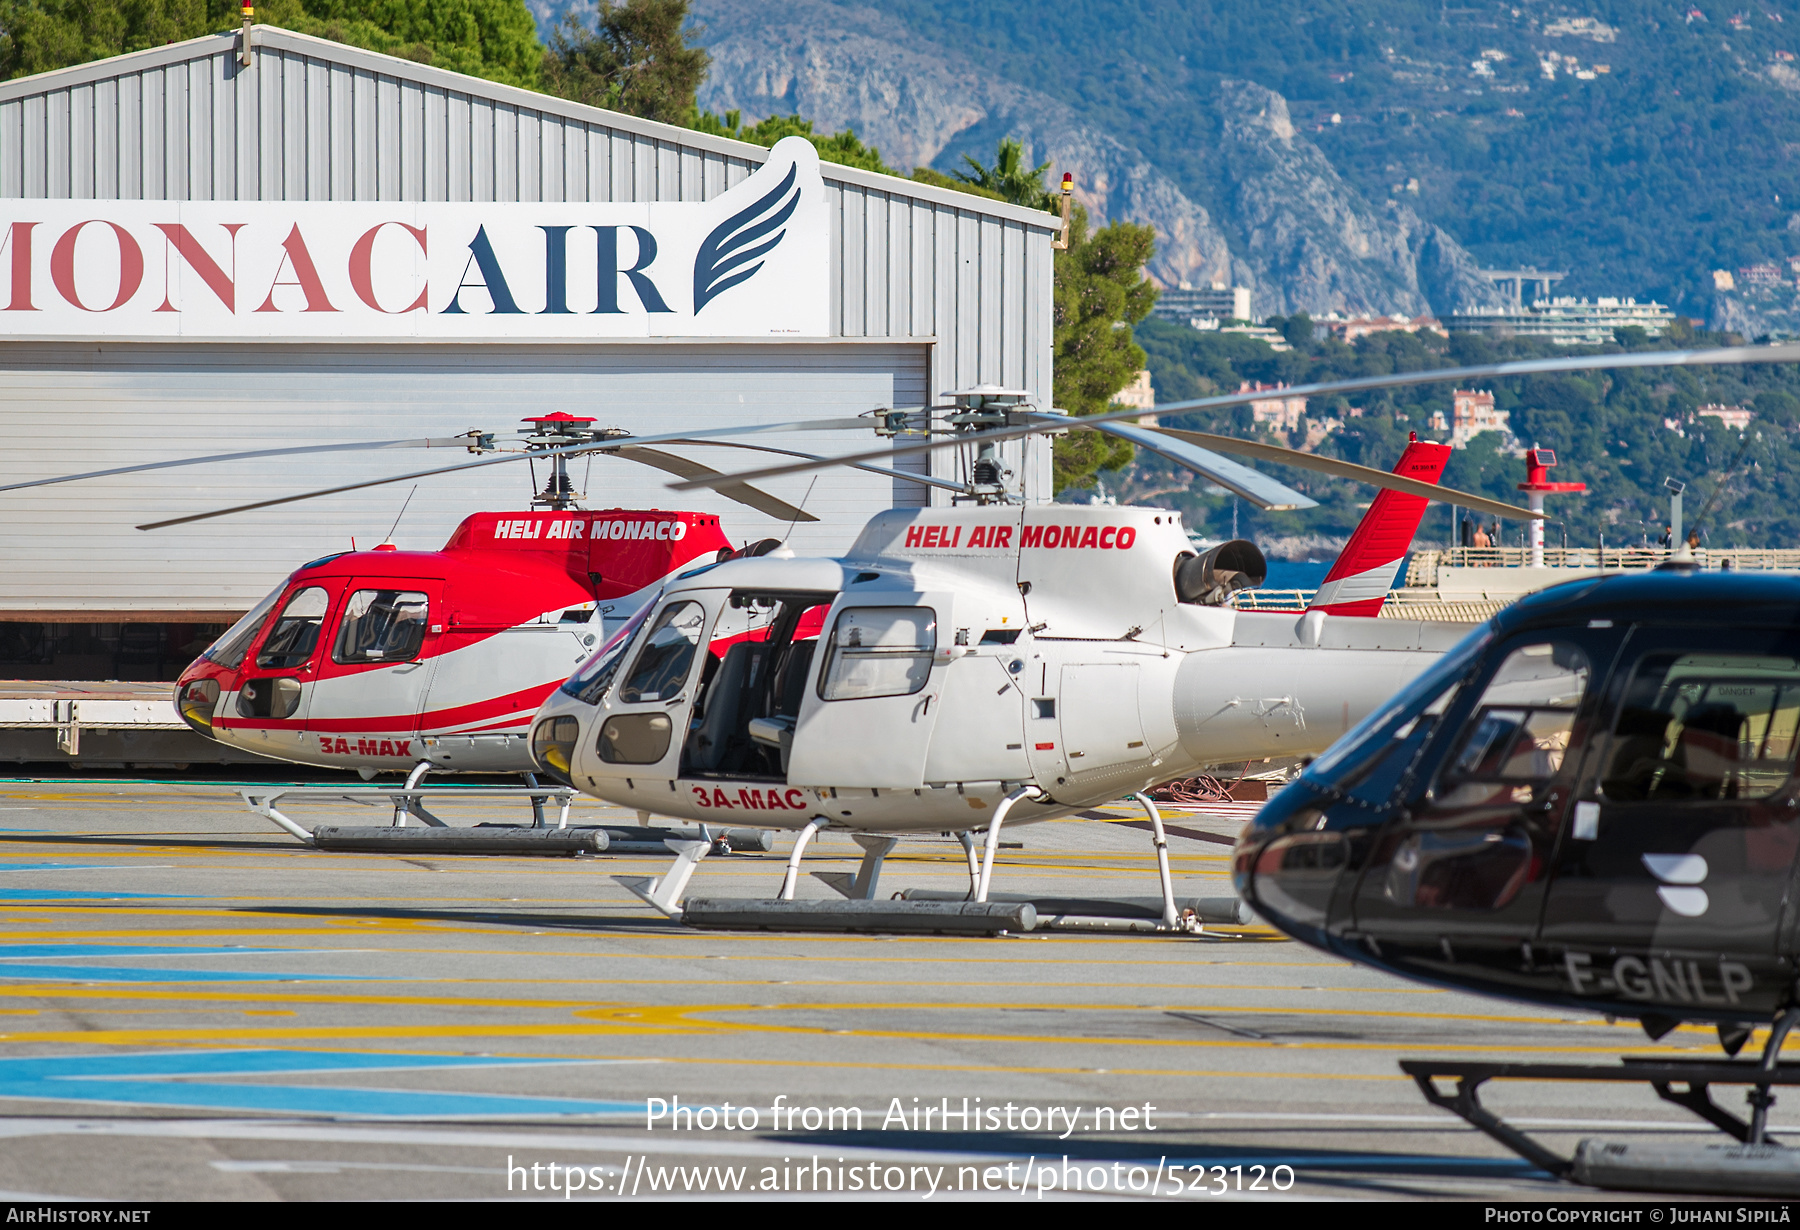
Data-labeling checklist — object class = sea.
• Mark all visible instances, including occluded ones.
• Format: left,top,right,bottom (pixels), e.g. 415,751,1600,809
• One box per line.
1261,559,1333,590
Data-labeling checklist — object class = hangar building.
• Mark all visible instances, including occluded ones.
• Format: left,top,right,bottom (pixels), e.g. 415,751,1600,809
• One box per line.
0,24,1057,682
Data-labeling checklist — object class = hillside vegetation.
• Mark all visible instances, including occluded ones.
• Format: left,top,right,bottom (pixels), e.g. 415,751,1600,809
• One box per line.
876,0,1800,317
1124,320,1800,551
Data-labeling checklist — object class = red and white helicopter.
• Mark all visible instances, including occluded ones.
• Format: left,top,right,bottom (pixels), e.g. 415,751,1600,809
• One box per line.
4,408,919,784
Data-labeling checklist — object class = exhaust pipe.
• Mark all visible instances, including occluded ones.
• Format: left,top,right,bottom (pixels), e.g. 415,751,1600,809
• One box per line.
1174,539,1267,605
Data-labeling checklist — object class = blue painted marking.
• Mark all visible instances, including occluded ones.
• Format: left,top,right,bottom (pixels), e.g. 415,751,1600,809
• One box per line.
0,964,356,983
0,944,286,959
0,889,186,900
0,862,117,871
0,1050,644,1118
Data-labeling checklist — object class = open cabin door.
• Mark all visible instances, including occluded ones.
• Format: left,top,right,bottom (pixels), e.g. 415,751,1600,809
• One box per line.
587,590,727,782
786,593,948,790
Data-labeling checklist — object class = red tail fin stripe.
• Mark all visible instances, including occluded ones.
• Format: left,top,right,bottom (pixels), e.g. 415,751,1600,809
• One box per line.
1307,439,1450,618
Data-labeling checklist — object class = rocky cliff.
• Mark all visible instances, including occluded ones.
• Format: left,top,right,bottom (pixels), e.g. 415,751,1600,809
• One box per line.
688,0,1508,318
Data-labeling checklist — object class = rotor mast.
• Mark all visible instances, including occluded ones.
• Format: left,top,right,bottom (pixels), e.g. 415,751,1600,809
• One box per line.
521,413,625,510
876,385,1058,505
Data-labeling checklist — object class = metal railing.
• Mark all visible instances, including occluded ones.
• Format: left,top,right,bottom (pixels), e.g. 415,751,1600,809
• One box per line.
1229,589,1314,612
1406,546,1800,586
1228,588,1509,623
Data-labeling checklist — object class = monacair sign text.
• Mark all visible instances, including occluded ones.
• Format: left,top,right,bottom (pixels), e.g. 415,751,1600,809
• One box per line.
0,137,827,340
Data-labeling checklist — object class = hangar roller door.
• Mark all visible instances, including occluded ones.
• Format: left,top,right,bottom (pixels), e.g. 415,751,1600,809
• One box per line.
0,340,930,617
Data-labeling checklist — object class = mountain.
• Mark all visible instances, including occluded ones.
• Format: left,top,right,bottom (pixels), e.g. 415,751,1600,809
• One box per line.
686,0,1507,318
860,0,1800,323
528,0,1800,321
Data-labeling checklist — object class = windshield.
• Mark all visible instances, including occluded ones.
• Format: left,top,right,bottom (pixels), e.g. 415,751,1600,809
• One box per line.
1304,621,1496,781
561,593,659,704
199,583,287,670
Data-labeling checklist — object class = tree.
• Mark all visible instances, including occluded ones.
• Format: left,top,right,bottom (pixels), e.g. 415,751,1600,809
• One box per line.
281,0,542,87
541,0,707,126
1051,205,1159,492
909,166,1007,202
689,109,892,174
0,0,543,87
952,137,1054,211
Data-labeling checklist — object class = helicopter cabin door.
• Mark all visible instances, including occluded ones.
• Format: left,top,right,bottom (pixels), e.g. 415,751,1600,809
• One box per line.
1350,629,1616,967
228,578,345,746
785,594,947,790
1538,627,1800,1015
308,579,445,758
591,590,727,782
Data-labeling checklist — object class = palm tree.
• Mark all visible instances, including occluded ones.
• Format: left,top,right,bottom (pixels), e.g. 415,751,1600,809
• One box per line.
952,137,1055,211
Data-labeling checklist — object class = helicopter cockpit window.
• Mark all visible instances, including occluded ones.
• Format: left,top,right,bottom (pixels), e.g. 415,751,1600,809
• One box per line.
618,601,707,703
1339,679,1460,807
819,607,936,701
332,590,429,665
1600,653,1800,803
255,587,331,670
561,596,657,705
1442,641,1591,796
202,585,287,670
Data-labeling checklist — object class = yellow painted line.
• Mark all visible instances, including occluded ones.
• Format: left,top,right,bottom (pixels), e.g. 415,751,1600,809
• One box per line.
0,996,1635,1054
664,999,1610,1029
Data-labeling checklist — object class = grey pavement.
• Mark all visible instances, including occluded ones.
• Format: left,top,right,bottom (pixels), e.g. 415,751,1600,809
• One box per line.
0,775,1765,1201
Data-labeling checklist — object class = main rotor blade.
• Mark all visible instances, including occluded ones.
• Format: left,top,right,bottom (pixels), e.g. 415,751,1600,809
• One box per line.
1080,419,1317,510
134,417,875,530
665,342,1800,495
1148,427,1540,520
0,437,476,494
607,447,818,522
137,449,564,530
690,440,968,495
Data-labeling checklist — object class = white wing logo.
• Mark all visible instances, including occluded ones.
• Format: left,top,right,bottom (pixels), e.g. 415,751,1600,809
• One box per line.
692,161,802,313
1643,852,1709,917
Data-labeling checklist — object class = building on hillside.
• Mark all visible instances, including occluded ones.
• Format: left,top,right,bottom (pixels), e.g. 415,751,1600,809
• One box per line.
1444,297,1675,345
1738,263,1784,287
1697,403,1756,430
1242,381,1306,431
1220,324,1292,351
1152,282,1253,328
1111,370,1156,424
0,24,1058,648
1452,389,1512,448
1317,313,1446,342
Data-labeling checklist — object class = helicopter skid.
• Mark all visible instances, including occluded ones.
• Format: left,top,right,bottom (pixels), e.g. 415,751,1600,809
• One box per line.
241,783,576,847
891,888,1248,934
678,897,1035,935
615,792,1253,935
1402,1056,1800,1193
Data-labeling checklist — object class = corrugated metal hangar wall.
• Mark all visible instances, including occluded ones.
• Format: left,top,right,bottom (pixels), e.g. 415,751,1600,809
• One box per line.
0,26,1056,619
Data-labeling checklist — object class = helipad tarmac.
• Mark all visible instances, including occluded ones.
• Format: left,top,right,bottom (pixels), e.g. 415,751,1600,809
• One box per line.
0,775,1766,1202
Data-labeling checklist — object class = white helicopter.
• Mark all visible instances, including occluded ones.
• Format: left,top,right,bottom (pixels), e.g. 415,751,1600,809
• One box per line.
504,343,1798,924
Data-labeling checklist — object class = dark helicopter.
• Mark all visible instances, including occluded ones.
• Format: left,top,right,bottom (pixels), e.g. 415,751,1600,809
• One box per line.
1236,562,1800,1187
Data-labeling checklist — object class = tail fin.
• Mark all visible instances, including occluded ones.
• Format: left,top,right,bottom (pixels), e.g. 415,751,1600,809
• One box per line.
1307,435,1452,617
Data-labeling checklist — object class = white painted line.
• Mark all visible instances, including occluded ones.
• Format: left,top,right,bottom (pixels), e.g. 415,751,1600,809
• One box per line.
211,1159,513,1176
